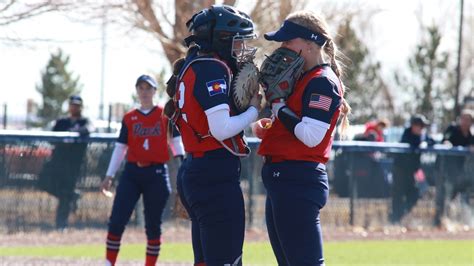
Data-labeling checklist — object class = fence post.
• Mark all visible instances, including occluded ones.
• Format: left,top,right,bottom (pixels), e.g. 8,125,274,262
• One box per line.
2,103,6,129
107,104,112,133
434,155,445,225
348,151,357,226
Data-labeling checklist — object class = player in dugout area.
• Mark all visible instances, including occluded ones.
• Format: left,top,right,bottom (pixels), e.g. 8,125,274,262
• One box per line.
254,10,351,266
100,75,185,266
37,95,92,230
164,4,262,266
434,109,474,226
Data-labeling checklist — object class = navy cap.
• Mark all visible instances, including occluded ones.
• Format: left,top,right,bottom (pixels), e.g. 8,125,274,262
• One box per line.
410,114,429,126
135,75,157,88
69,95,83,105
264,20,327,46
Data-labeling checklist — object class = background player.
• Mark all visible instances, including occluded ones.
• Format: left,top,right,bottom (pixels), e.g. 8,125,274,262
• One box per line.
100,75,184,266
258,11,351,265
434,109,474,226
172,5,261,265
390,114,433,224
37,95,91,229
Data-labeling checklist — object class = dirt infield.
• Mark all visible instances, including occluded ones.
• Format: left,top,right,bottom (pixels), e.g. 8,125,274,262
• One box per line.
1,223,473,248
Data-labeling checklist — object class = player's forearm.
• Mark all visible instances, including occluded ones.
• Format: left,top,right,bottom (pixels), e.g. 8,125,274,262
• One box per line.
273,103,328,147
106,142,128,177
273,103,300,133
207,106,258,141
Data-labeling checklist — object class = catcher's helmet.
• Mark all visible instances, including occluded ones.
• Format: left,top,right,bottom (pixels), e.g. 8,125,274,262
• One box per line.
186,5,256,64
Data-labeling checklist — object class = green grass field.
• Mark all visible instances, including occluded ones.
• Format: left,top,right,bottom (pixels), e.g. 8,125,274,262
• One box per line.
1,240,473,265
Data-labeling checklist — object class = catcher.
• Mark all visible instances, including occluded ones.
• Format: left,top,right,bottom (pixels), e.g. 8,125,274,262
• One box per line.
256,11,351,266
163,4,261,266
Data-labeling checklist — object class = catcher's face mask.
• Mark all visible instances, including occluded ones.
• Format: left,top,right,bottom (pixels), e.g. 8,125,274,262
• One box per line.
231,33,257,64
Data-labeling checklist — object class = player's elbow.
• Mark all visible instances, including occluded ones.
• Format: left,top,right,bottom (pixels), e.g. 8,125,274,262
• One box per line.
209,127,228,141
302,136,323,148
294,122,326,148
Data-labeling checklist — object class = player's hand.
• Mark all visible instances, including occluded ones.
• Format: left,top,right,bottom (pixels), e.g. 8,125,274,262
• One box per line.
251,118,272,139
249,91,263,111
100,176,114,198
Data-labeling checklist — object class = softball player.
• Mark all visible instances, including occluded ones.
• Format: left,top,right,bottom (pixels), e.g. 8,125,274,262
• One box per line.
172,5,261,265
258,11,351,266
100,75,184,266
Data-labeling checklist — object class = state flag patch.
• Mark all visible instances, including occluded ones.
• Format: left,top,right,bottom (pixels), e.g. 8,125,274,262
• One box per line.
308,93,332,111
206,79,227,96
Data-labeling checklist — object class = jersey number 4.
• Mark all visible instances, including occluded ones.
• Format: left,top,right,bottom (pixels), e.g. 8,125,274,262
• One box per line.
143,138,150,150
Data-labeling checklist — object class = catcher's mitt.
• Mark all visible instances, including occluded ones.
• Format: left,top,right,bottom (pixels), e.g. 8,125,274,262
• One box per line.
259,47,305,104
230,62,260,113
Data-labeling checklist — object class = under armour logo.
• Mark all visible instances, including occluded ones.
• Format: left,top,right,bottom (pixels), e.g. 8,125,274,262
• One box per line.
273,172,280,177
156,169,162,174
131,116,138,120
311,34,318,40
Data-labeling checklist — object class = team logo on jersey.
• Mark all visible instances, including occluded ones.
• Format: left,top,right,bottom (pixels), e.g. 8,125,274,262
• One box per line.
133,123,161,136
206,79,227,96
308,93,332,111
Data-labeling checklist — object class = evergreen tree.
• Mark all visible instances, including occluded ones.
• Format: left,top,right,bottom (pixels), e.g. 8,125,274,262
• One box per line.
336,18,394,124
395,24,454,127
36,49,82,126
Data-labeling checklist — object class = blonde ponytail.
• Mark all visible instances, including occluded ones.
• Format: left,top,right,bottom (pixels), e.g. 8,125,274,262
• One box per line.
324,39,342,78
324,39,351,139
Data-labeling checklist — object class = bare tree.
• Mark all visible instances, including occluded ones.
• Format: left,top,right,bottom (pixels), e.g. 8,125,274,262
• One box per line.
0,1,71,26
3,0,397,123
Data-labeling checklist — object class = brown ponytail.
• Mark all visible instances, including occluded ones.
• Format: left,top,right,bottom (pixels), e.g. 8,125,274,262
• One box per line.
166,58,185,98
164,58,185,120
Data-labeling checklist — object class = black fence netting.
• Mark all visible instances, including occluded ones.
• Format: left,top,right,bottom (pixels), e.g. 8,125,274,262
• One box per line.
0,131,473,233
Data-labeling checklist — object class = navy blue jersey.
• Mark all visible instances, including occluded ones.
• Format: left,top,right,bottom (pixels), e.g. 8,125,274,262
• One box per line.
192,60,231,111
175,55,246,154
301,75,342,124
53,117,90,135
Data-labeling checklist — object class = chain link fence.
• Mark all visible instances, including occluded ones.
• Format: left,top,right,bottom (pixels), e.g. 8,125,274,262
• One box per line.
0,131,473,233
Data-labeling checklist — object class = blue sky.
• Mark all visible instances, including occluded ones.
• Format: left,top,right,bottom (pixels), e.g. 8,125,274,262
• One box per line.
0,0,470,122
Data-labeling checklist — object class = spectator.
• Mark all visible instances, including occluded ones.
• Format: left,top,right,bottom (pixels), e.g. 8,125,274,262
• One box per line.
38,95,91,229
390,114,433,224
434,109,474,226
363,118,390,142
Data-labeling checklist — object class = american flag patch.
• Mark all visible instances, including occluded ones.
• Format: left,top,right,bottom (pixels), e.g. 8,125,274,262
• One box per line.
308,93,332,111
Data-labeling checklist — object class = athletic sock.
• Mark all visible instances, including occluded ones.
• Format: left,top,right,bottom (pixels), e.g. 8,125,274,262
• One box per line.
145,238,161,266
106,232,121,265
